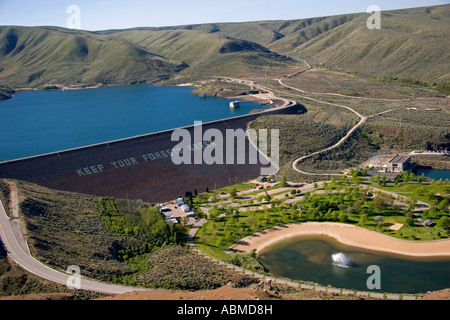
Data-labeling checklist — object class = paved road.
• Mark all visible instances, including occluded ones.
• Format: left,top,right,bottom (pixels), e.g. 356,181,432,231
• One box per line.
0,199,146,295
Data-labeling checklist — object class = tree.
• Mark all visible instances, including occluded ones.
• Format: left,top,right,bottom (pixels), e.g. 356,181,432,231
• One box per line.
229,187,237,199
339,212,349,222
198,193,208,202
374,216,384,226
308,208,320,220
360,213,368,225
373,193,394,210
418,174,425,184
359,189,368,201
353,201,363,213
347,206,353,215
280,175,288,187
438,199,449,212
184,190,193,205
406,217,415,227
271,199,282,208
381,174,387,186
438,216,450,235
151,219,171,239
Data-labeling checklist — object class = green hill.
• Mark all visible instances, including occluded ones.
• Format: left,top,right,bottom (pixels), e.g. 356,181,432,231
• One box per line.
0,86,14,100
280,6,450,83
0,26,186,88
109,28,296,78
0,5,448,88
158,5,449,83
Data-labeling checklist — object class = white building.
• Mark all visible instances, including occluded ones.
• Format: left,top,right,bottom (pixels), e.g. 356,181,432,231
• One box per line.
187,211,196,218
230,101,240,109
380,154,413,173
175,198,185,206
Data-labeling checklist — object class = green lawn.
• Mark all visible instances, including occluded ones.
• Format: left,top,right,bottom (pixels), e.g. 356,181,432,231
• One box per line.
194,182,450,263
376,182,450,204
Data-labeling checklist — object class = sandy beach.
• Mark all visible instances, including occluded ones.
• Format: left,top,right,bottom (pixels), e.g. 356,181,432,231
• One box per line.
230,223,450,258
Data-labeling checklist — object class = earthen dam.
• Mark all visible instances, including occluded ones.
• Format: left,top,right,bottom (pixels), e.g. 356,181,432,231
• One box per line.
0,100,304,203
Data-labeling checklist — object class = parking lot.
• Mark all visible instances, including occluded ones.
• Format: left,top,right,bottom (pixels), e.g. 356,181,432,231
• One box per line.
160,200,198,225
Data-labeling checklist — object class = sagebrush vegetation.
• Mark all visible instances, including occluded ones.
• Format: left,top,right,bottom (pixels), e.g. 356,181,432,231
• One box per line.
16,181,186,283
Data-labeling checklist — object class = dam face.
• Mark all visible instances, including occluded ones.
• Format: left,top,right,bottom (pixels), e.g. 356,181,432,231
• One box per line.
0,103,304,203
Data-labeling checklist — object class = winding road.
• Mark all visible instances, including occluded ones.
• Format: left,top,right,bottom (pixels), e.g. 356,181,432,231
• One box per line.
274,78,394,176
0,184,146,295
223,66,396,177
0,64,419,298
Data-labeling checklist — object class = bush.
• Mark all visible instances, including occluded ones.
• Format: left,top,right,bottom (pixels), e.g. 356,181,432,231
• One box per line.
134,246,257,291
19,198,47,217
230,250,265,273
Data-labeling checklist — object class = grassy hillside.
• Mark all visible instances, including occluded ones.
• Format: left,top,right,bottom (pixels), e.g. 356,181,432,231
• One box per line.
112,28,297,78
2,180,259,294
1,5,447,87
15,180,185,283
0,240,103,299
285,6,450,83
0,26,185,88
167,5,449,84
0,86,14,100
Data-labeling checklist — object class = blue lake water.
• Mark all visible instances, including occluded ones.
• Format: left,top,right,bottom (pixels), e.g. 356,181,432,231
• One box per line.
0,84,264,162
416,168,450,181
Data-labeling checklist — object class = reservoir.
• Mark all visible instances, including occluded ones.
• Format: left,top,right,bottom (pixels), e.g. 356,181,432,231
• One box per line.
0,84,264,162
416,168,450,181
257,235,450,294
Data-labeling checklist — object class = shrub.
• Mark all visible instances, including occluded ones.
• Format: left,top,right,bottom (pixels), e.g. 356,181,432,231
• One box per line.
135,246,257,291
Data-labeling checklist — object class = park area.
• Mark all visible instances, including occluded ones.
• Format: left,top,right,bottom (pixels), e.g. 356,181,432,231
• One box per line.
190,175,450,263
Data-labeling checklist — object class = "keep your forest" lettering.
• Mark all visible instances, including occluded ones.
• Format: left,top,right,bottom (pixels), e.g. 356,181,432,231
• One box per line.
76,158,139,176
76,142,215,177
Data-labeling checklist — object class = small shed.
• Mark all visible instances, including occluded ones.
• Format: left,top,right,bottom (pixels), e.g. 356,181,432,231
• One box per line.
187,211,196,218
257,176,268,183
181,204,191,213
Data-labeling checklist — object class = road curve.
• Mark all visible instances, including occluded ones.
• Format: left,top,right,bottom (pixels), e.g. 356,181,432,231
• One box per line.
275,79,396,177
277,79,367,176
0,199,146,295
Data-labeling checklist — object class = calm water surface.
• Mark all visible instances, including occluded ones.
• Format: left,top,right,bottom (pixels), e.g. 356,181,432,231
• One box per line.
0,84,264,162
257,235,450,294
416,168,450,181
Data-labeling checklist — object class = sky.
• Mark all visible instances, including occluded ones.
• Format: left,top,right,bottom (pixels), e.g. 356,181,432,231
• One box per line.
0,0,448,31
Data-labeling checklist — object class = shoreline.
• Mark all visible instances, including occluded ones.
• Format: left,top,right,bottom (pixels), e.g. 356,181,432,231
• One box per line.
229,222,450,258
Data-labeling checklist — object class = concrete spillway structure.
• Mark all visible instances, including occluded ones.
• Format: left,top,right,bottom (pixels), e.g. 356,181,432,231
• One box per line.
0,102,304,203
